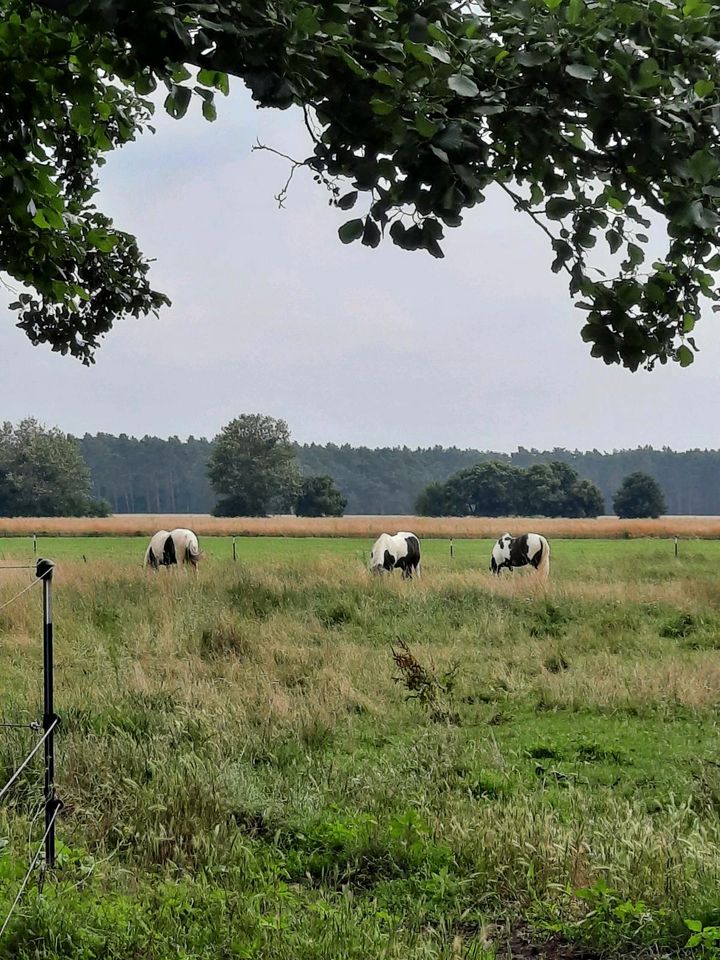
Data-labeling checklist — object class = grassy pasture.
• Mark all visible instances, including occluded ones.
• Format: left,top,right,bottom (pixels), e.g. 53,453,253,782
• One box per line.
1,537,720,958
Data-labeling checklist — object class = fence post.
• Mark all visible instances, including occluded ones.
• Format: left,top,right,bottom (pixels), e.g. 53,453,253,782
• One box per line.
37,559,57,868
32,534,37,556
674,536,679,558
232,537,237,562
450,538,454,560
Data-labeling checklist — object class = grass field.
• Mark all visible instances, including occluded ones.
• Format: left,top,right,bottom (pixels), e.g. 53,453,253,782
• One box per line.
1,536,720,958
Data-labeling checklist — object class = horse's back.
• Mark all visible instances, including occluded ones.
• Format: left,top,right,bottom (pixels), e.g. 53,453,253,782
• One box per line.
145,529,171,567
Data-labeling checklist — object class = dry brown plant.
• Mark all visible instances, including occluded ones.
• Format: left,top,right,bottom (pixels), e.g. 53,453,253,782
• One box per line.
1,513,720,538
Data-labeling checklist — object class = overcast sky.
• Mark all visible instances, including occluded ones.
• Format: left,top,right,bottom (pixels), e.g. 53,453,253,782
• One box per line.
2,87,719,451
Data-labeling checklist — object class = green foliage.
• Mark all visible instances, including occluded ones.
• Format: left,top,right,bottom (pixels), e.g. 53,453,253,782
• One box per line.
543,878,671,953
4,0,720,367
613,472,667,519
208,414,300,516
416,459,604,517
73,435,720,517
0,418,101,516
685,918,720,956
295,475,347,517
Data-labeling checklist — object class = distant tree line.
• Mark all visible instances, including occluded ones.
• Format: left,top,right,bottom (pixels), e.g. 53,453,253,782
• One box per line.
76,437,720,517
0,419,707,517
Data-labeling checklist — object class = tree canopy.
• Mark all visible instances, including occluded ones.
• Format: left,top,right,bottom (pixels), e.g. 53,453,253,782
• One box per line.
3,0,720,367
613,471,667,518
0,418,109,516
208,414,300,516
295,475,347,517
416,459,604,516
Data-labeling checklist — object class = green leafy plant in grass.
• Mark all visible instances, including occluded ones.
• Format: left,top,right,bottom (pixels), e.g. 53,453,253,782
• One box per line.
686,919,720,957
660,611,697,640
542,879,670,953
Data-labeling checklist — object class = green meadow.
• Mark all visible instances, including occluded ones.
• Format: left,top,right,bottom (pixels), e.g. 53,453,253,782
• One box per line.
1,537,720,958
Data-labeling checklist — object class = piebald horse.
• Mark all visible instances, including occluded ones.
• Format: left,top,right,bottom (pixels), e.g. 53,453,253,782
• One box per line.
144,528,201,570
490,533,550,579
370,532,421,579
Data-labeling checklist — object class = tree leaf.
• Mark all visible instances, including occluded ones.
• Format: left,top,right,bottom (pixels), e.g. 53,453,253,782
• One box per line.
415,114,439,138
33,208,64,230
427,44,451,63
337,191,358,210
338,219,364,243
448,74,479,97
545,197,576,220
361,217,381,248
373,68,398,87
694,79,715,98
370,98,395,115
565,63,597,80
516,49,550,67
677,344,694,366
164,85,192,119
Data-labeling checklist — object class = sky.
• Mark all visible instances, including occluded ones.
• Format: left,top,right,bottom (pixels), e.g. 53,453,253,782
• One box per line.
1,86,719,452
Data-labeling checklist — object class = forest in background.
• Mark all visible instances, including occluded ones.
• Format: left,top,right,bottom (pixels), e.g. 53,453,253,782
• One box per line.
78,435,720,516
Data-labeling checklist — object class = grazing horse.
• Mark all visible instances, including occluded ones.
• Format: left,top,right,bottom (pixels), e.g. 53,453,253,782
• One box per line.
144,528,201,569
490,533,550,579
370,532,421,579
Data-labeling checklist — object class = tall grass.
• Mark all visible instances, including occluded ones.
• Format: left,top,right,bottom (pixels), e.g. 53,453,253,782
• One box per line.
2,552,720,958
1,513,720,538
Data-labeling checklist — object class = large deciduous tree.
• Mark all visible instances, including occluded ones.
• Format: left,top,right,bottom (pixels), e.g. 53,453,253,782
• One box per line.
2,1,720,367
208,414,300,516
0,418,108,516
295,475,347,517
613,471,666,518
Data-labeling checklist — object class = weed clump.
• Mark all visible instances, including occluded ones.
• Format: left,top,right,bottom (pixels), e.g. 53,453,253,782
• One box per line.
391,639,460,725
659,611,697,639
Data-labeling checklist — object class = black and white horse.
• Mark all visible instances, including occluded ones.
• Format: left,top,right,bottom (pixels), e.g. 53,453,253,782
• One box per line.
370,531,421,579
144,528,201,569
490,533,550,579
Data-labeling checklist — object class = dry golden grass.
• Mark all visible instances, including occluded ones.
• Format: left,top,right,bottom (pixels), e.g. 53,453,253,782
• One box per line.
2,513,720,538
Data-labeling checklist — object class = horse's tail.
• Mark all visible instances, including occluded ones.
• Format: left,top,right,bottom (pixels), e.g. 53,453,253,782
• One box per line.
143,545,153,568
538,537,550,580
186,534,201,565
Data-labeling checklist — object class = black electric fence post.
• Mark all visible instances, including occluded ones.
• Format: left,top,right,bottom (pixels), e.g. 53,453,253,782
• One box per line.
674,536,679,558
450,538,454,560
232,537,237,562
37,559,57,868
32,534,37,556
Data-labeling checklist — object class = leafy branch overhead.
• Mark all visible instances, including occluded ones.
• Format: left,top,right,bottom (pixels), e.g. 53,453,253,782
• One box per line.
5,0,720,368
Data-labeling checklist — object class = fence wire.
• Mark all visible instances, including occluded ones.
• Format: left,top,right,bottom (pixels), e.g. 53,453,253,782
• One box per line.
0,577,42,615
0,719,58,806
0,801,61,940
